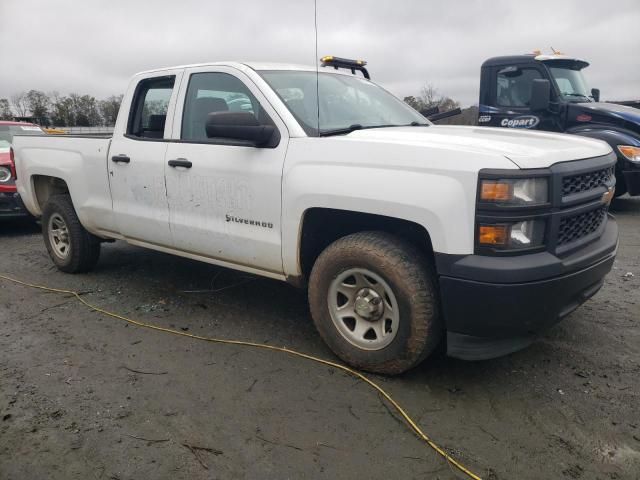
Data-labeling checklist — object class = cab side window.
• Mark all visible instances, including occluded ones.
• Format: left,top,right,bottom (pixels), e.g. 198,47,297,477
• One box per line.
181,72,267,142
496,67,542,107
128,76,175,139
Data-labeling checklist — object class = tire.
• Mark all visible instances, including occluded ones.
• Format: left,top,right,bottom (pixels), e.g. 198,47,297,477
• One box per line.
308,231,442,375
42,194,100,273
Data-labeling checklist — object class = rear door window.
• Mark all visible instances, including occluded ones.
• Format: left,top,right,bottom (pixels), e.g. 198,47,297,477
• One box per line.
127,76,175,139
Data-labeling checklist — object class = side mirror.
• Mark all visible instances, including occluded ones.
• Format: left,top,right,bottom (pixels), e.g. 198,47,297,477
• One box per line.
206,111,275,147
530,79,551,111
591,88,600,102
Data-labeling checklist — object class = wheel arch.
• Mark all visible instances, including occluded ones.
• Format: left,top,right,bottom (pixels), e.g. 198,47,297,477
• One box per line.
32,175,71,213
291,207,436,286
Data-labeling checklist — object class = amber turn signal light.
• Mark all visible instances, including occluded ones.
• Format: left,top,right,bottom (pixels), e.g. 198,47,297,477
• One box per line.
480,181,513,202
478,225,509,245
618,145,640,162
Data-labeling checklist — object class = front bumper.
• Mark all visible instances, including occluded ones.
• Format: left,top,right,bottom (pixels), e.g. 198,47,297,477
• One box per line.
0,191,30,218
618,151,640,196
436,217,618,360
622,169,640,196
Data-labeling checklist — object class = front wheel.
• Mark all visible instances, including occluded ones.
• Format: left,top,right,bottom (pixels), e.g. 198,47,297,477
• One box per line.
42,195,101,273
308,231,442,375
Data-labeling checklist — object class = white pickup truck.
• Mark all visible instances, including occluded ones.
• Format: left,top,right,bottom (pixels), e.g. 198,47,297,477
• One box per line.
13,60,618,374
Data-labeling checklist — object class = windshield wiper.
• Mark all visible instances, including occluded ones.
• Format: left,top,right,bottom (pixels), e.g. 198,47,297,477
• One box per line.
319,124,364,137
319,123,427,137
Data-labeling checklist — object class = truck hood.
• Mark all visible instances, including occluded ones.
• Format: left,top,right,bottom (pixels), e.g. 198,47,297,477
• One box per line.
578,102,640,124
571,102,640,135
345,125,612,169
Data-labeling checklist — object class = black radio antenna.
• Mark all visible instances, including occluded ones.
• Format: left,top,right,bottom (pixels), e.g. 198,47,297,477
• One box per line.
314,0,320,135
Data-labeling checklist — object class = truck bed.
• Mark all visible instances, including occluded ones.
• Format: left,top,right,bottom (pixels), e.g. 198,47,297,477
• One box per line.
13,134,114,233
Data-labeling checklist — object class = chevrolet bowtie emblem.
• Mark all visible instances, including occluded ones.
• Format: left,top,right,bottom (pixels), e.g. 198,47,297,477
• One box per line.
602,186,615,206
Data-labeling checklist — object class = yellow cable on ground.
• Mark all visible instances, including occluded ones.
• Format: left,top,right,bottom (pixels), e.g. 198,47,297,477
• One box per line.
0,273,483,480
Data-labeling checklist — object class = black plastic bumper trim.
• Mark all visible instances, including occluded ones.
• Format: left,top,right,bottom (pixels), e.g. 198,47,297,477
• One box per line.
0,192,29,218
622,169,640,196
439,252,614,340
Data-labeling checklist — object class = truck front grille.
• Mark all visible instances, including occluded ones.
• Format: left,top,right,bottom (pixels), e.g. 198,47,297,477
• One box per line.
557,207,607,246
562,167,614,196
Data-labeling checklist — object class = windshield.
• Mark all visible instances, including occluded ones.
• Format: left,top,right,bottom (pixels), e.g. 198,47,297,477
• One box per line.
0,140,10,151
259,71,429,136
547,65,592,102
0,125,45,144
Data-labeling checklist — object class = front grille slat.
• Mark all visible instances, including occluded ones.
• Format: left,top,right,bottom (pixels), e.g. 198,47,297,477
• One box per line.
557,207,607,246
562,167,614,196
554,163,614,249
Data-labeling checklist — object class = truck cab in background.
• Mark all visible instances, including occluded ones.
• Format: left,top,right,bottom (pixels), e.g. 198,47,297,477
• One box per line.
478,53,640,197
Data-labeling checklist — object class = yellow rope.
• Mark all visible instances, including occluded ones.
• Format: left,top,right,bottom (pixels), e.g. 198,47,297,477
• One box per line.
0,273,483,480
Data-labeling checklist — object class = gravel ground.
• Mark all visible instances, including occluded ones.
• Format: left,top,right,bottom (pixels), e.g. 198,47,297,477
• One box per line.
0,197,638,480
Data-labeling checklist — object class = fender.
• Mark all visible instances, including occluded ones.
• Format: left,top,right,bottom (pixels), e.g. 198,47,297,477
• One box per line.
13,147,79,216
566,125,640,153
279,136,513,278
13,135,116,233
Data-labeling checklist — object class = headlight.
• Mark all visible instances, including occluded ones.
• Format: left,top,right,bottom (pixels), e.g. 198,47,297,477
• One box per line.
478,219,546,250
480,177,548,205
618,145,640,163
0,166,12,183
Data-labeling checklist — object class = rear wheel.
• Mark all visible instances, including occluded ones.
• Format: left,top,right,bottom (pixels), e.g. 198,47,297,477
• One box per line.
42,195,100,273
308,231,442,375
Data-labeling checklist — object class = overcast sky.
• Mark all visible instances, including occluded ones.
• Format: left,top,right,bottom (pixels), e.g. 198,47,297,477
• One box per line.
1,0,638,107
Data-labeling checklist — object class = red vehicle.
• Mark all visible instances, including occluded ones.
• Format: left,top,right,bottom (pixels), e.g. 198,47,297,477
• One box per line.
0,121,44,218
0,141,29,218
0,120,45,144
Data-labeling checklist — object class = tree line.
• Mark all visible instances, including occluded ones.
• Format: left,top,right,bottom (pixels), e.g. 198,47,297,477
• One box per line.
0,83,476,128
403,84,460,114
403,83,477,126
0,91,123,127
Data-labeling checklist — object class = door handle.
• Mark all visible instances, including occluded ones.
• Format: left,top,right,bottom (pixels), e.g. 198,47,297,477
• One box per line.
111,154,131,164
168,158,193,169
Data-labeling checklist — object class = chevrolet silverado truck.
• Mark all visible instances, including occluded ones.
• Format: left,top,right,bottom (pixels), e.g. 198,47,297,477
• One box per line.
13,59,618,374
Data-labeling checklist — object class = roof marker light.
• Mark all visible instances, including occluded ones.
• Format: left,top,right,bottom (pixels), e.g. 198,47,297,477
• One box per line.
320,55,370,79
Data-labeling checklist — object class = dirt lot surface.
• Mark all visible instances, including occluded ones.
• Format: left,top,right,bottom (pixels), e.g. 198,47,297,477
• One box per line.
1,197,638,480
